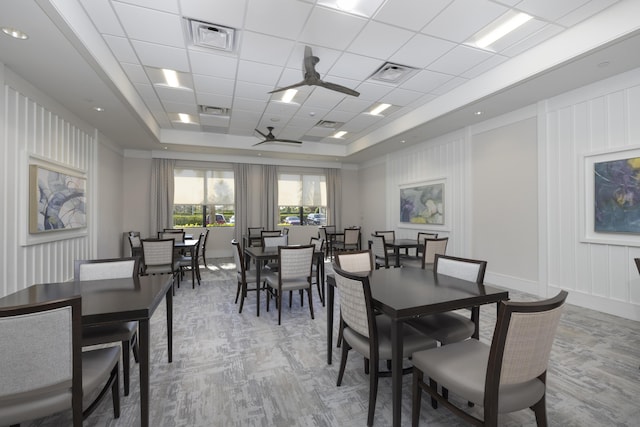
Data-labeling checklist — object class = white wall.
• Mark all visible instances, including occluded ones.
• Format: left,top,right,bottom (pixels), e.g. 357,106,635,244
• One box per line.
96,138,124,258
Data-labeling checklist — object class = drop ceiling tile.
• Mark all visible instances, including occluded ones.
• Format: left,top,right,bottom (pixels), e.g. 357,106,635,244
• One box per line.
295,105,330,120
238,31,296,66
196,93,233,108
427,45,494,75
285,45,341,74
113,2,184,47
421,0,507,43
400,69,453,92
134,82,164,109
500,24,564,57
328,53,383,80
334,97,372,113
232,97,267,112
263,100,301,117
79,0,126,36
348,21,414,60
162,100,198,114
179,0,248,29
322,109,361,122
516,0,592,21
379,88,423,106
121,62,150,83
115,0,180,13
188,50,238,79
488,19,548,53
229,109,262,126
341,114,382,133
430,76,468,95
461,54,509,79
389,34,456,69
193,74,235,96
355,82,394,101
373,0,451,31
557,0,618,27
171,122,200,130
156,85,196,103
244,0,312,40
298,7,367,50
131,40,190,70
234,80,273,101
236,60,282,86
303,88,347,109
104,35,139,63
199,114,230,127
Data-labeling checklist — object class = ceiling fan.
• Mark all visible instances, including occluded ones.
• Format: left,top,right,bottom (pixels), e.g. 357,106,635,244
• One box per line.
253,127,303,146
269,46,360,97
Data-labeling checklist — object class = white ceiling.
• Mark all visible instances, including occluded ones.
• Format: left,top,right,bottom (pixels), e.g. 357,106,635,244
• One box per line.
1,0,640,164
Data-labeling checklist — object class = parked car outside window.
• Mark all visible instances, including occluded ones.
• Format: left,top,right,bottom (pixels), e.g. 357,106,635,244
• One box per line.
283,216,300,225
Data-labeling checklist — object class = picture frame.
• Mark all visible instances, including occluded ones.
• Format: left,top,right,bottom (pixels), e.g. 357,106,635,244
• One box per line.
399,178,446,228
29,162,87,234
581,146,640,246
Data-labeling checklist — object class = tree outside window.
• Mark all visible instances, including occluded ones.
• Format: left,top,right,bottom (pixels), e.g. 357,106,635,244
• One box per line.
174,169,234,227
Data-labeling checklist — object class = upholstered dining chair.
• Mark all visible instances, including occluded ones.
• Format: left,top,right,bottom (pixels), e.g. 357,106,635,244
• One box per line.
408,254,487,346
74,257,140,397
332,227,360,258
263,245,315,325
141,238,180,289
310,237,325,303
198,228,210,268
332,265,437,427
335,249,374,273
178,232,203,288
128,232,142,259
247,226,264,247
0,295,120,426
370,234,391,269
374,230,397,257
318,227,331,259
411,291,568,427
262,234,289,272
416,232,438,257
402,237,448,269
232,239,258,314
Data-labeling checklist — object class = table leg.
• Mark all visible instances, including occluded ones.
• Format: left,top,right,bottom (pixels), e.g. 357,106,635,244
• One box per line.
139,318,150,427
327,276,335,365
191,246,196,288
166,287,173,363
390,318,403,427
255,264,261,317
395,247,401,267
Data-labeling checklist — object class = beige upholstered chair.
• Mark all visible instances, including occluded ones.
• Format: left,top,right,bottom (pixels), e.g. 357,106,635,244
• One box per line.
263,245,315,325
158,230,185,243
416,232,438,257
232,239,258,314
178,233,203,288
370,234,391,269
411,291,568,427
247,227,264,247
332,265,437,427
0,295,120,426
408,254,487,346
310,237,325,302
374,230,396,257
332,227,360,257
402,237,448,269
198,228,210,267
128,232,142,259
262,235,289,272
141,238,180,289
335,249,374,273
74,257,139,397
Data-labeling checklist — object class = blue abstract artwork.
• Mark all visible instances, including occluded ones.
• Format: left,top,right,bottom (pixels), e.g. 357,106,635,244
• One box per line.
594,157,640,233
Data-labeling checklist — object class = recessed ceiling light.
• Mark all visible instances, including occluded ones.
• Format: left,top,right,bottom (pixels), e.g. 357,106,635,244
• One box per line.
281,89,298,103
332,131,347,138
369,103,391,116
162,69,180,88
2,27,28,40
475,111,483,115
93,106,105,112
469,11,532,50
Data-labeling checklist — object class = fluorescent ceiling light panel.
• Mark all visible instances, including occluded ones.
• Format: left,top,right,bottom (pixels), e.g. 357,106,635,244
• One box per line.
317,0,384,17
163,69,180,88
281,89,298,103
178,113,191,123
471,11,533,49
369,103,391,116
332,131,347,138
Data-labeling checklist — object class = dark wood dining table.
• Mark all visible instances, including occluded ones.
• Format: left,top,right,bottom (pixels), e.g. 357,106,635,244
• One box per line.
386,238,421,267
325,267,509,427
0,274,174,427
243,246,325,316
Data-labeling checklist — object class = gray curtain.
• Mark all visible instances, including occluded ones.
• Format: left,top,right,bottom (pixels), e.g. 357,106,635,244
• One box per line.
233,163,249,243
261,165,278,229
326,168,342,230
150,158,176,236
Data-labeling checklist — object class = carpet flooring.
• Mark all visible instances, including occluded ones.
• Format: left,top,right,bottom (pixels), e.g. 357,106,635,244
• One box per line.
20,258,640,427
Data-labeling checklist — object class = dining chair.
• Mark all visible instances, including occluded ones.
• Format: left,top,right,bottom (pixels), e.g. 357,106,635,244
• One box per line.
232,239,258,314
310,237,325,303
178,232,203,288
141,238,180,289
411,291,568,427
408,254,487,346
332,227,360,258
247,227,264,247
74,257,140,397
370,234,391,269
128,233,142,259
402,237,448,269
375,230,398,258
416,232,438,257
318,227,331,259
158,230,185,243
0,294,120,426
335,249,374,273
262,234,289,272
263,245,315,325
332,264,437,427
198,228,210,268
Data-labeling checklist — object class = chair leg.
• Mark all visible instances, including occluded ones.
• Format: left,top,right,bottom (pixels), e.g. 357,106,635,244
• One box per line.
112,366,120,418
367,355,379,427
412,368,423,427
235,280,241,304
336,341,350,386
429,378,438,409
277,291,283,325
531,395,548,427
307,287,314,320
131,331,139,363
121,340,130,396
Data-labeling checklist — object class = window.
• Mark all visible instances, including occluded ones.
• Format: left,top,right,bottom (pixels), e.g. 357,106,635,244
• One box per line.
278,172,327,225
173,168,234,227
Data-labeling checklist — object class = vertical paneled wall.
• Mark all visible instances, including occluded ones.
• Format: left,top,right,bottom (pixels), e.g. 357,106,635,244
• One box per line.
386,132,468,256
1,71,93,297
543,68,640,318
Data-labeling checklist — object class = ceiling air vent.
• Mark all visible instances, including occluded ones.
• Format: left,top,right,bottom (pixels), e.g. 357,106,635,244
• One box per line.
369,62,418,84
189,19,235,52
315,120,344,129
199,105,230,116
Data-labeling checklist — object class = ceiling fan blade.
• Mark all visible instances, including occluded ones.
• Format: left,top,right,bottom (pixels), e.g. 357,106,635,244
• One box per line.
252,140,268,146
254,128,268,138
272,139,303,144
318,80,360,97
268,81,306,94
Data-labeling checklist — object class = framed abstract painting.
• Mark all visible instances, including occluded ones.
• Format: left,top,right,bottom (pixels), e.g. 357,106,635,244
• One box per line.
399,178,446,228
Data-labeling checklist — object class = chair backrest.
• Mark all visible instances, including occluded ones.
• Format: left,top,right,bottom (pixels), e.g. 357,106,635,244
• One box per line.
335,249,373,272
310,237,324,251
74,257,139,281
281,227,289,235
278,245,314,281
248,227,264,237
318,227,328,241
434,254,486,283
324,225,336,235
141,239,175,268
421,237,449,267
158,231,185,243
375,230,395,244
129,234,142,250
369,234,389,268
417,232,438,246
0,295,82,424
231,239,245,279
343,227,360,245
164,228,183,232
332,265,376,340
263,234,288,248
128,230,141,238
484,291,568,410
200,229,209,254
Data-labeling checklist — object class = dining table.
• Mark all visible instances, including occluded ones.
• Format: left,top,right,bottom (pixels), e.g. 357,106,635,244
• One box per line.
386,238,421,267
174,238,199,287
0,274,174,427
325,267,509,427
243,245,325,316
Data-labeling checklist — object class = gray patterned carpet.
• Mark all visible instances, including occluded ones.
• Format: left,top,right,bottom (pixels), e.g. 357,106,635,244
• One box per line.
21,259,640,426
